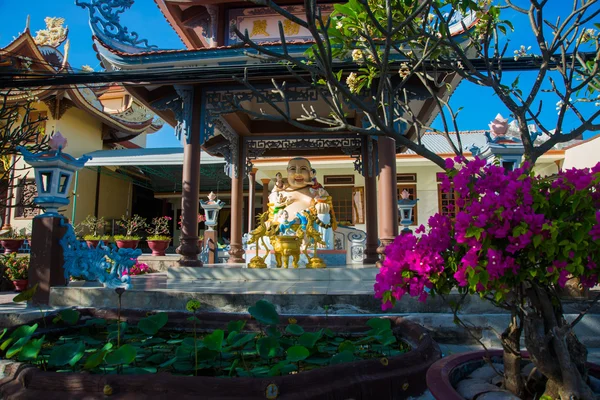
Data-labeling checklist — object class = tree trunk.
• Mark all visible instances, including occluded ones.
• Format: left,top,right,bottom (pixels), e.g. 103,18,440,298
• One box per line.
524,285,596,399
501,312,525,397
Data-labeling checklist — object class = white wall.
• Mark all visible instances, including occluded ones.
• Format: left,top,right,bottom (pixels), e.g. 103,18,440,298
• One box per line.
563,136,600,170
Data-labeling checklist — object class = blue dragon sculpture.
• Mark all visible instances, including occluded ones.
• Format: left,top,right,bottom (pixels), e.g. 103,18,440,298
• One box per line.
59,219,141,289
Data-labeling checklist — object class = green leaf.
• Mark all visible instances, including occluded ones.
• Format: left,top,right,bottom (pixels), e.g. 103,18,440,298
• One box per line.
159,356,177,368
0,328,6,341
122,367,156,375
137,312,168,335
58,309,80,325
6,336,33,358
48,342,85,367
366,318,391,332
203,329,224,352
533,234,543,248
281,363,298,374
145,353,165,365
83,349,107,369
2,323,38,351
227,320,246,333
248,300,279,325
83,318,106,327
285,324,305,336
257,336,279,359
338,340,356,354
286,345,309,362
229,332,257,349
105,344,137,366
12,284,38,303
298,330,323,349
18,336,44,361
266,325,282,338
330,350,355,365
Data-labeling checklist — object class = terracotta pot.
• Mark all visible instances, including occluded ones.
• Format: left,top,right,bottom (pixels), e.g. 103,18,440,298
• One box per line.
12,279,28,292
147,239,170,256
0,310,441,399
426,350,600,400
1,239,24,254
116,239,139,249
85,240,100,249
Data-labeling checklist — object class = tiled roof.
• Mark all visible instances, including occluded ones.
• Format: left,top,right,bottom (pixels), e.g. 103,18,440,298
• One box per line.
404,131,490,155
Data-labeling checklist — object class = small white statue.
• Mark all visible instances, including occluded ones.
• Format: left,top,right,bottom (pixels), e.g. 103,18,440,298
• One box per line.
489,114,508,137
206,191,217,204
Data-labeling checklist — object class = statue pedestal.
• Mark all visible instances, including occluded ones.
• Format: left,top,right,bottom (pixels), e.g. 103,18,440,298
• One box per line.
203,230,218,264
29,216,68,305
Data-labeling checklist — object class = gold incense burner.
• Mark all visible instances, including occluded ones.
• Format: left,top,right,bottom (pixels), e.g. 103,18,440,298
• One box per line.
272,235,302,269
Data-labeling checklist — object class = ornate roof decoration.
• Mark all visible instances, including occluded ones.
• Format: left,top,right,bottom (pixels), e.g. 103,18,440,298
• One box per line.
76,0,158,51
33,17,68,48
0,18,160,142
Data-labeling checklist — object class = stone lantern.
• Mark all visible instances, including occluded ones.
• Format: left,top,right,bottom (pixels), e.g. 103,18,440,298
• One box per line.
200,192,225,231
17,132,90,218
397,189,418,234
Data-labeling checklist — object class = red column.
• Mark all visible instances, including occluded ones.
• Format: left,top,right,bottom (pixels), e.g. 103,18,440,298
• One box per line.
228,139,246,264
176,88,202,267
363,140,379,264
377,136,398,262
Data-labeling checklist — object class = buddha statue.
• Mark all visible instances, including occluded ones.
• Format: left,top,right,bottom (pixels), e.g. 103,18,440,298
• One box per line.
267,157,337,249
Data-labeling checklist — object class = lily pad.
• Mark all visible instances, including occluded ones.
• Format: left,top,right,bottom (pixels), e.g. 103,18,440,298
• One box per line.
248,300,279,325
55,309,80,325
18,336,45,361
227,320,246,333
286,345,310,362
257,336,279,358
285,324,305,336
298,330,323,349
137,312,168,335
12,284,38,303
330,350,355,365
203,329,224,352
48,342,85,367
105,344,137,366
84,349,108,370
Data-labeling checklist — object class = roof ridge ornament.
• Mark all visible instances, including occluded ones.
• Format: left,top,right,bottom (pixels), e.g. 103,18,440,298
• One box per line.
75,0,157,49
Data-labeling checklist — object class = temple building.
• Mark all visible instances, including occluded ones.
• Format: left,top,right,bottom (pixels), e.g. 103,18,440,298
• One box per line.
0,17,162,236
74,1,581,266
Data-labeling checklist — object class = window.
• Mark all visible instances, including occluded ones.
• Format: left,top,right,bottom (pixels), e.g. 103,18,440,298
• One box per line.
397,173,417,183
437,172,459,219
15,179,40,219
397,184,418,225
324,175,354,185
326,186,354,225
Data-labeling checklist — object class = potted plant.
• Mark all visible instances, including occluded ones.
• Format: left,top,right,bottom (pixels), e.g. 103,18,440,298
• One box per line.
80,215,111,248
146,216,172,256
376,158,600,399
0,229,26,254
114,214,147,249
2,253,29,291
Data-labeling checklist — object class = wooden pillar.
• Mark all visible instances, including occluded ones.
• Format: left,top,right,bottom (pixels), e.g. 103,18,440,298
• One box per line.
177,88,202,267
29,216,68,305
363,139,379,264
377,136,398,261
261,178,271,213
247,168,257,231
228,139,246,264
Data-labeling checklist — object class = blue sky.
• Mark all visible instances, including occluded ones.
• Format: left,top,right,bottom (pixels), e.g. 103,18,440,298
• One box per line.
0,0,597,147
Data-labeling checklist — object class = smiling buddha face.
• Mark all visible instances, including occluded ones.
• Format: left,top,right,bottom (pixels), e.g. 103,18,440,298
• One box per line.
286,157,312,189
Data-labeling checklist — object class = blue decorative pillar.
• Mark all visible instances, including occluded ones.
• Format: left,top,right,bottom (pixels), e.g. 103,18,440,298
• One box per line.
18,133,90,304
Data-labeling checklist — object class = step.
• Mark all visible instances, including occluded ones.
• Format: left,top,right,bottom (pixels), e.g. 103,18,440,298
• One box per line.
167,266,380,281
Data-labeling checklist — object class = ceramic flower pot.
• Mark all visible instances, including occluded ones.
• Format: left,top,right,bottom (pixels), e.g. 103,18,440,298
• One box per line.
1,239,24,254
116,240,139,249
85,240,100,249
147,240,170,256
12,279,28,292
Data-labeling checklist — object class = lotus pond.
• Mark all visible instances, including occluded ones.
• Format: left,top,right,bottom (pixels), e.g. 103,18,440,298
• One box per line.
0,300,410,378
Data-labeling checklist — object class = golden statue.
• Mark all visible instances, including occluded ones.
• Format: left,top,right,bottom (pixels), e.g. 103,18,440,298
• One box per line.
247,157,336,269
